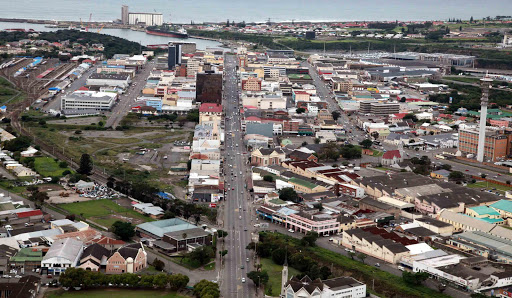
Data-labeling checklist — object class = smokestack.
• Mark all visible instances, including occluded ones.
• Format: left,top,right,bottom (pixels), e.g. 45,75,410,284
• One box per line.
476,76,493,162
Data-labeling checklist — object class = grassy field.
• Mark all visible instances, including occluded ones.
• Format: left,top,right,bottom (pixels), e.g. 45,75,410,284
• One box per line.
97,137,141,144
45,289,188,298
0,77,22,104
34,157,72,177
443,76,481,84
260,258,300,296
59,199,153,228
467,181,512,195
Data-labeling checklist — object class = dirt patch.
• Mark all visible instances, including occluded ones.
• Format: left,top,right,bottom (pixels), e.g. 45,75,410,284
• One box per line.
38,184,64,193
48,116,105,126
114,197,134,208
47,190,92,204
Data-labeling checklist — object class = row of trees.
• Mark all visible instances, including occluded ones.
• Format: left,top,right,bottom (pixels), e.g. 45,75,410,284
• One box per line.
59,268,189,290
247,232,332,281
317,143,362,161
193,279,220,298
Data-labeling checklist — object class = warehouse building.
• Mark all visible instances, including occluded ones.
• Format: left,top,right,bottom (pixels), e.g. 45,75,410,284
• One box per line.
86,73,131,88
128,13,163,26
61,91,118,111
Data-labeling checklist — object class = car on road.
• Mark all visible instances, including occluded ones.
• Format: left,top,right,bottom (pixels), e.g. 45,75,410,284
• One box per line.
240,265,244,269
375,263,380,267
288,229,295,233
241,278,246,283
246,258,250,262
244,227,247,231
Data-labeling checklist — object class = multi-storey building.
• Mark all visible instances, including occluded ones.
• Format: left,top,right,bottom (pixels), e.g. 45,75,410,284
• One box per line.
242,76,262,91
285,212,339,236
359,101,400,117
459,128,512,161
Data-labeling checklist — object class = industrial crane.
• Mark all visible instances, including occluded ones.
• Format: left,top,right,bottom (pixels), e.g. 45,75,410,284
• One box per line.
86,13,92,32
97,24,105,33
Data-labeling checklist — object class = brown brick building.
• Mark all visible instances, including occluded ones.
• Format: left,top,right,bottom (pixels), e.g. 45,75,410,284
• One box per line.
459,128,512,161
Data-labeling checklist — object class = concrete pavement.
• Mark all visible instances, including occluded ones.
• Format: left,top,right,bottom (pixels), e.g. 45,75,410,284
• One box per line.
106,61,156,128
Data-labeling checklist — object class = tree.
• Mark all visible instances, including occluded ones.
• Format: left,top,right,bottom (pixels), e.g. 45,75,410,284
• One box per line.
402,271,429,285
3,135,31,152
219,249,228,258
168,273,189,291
296,108,306,114
59,161,68,168
111,221,135,241
359,139,373,149
59,267,88,288
78,153,93,175
279,188,300,203
194,279,220,298
403,113,418,122
440,164,452,170
470,16,474,23
153,273,169,288
314,138,321,144
31,191,49,207
448,171,464,180
481,174,487,179
65,214,76,221
217,229,228,239
331,111,341,121
247,270,269,287
301,231,319,247
271,248,287,265
187,246,215,266
370,131,379,140
357,253,367,264
153,258,165,271
263,175,274,182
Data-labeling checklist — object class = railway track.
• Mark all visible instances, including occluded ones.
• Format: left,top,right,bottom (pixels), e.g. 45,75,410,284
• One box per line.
2,61,113,185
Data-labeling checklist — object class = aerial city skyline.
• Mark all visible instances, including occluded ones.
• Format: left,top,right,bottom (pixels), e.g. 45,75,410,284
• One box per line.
0,2,511,298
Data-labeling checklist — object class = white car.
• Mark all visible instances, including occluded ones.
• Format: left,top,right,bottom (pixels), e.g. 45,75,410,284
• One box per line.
288,229,295,233
241,278,246,283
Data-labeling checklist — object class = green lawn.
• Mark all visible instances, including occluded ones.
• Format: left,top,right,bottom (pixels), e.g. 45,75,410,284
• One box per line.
467,181,512,195
260,258,300,297
34,157,72,177
59,199,153,228
204,262,216,271
45,289,188,298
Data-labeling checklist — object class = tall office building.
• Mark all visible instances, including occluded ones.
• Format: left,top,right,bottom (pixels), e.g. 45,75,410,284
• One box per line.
168,45,176,70
175,43,182,66
121,5,129,25
196,72,223,104
476,77,493,162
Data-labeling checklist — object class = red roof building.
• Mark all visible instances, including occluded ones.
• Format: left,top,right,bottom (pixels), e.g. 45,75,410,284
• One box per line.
382,150,402,160
16,210,43,218
199,103,223,114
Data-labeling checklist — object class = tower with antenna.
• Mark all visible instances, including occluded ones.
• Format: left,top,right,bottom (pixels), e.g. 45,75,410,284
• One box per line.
476,75,493,162
281,249,289,297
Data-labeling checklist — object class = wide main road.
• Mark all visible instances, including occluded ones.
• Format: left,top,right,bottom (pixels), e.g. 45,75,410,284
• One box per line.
221,54,253,297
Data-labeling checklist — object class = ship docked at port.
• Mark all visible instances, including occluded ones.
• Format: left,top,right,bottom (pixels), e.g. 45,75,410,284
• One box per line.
145,25,188,38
